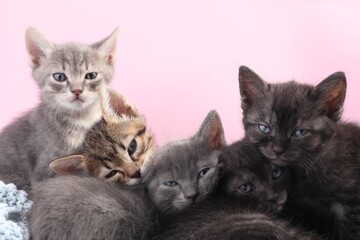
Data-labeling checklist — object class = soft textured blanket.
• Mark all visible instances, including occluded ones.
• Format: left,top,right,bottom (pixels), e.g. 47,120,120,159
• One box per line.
0,181,32,240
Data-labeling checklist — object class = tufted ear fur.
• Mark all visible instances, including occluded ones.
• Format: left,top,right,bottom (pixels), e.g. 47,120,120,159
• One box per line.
196,110,226,150
313,71,346,122
50,155,87,175
238,66,269,111
25,27,55,69
109,88,140,118
91,27,119,65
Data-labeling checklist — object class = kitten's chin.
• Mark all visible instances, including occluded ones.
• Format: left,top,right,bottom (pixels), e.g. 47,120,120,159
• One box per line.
125,178,141,185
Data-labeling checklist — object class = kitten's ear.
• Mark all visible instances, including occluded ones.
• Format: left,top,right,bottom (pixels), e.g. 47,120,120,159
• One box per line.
196,110,226,149
25,27,54,69
313,72,346,121
49,155,88,175
238,66,269,110
92,27,119,64
109,88,140,118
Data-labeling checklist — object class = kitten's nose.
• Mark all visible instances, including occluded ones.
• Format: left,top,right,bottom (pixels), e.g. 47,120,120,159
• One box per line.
185,192,199,203
72,89,83,97
272,145,285,154
127,168,141,179
269,193,280,204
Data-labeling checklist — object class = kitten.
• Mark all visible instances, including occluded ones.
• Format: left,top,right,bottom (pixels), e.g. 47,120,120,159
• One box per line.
29,110,226,240
146,110,226,215
216,139,289,213
150,139,323,240
0,27,118,191
238,65,360,239
48,89,156,185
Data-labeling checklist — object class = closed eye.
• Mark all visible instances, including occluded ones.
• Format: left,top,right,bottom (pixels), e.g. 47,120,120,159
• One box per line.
105,170,118,179
164,180,178,187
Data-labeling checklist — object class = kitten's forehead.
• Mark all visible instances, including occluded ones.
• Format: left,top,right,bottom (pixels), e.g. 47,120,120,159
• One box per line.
49,43,98,72
153,138,218,174
248,81,315,128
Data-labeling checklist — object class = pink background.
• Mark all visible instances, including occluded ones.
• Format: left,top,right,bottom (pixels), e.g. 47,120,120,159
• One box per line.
1,1,360,145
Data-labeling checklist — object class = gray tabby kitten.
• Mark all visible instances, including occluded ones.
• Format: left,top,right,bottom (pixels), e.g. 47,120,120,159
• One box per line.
29,110,226,240
0,27,118,191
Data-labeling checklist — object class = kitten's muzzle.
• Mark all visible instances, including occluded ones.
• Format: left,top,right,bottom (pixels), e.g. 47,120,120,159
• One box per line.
185,192,199,203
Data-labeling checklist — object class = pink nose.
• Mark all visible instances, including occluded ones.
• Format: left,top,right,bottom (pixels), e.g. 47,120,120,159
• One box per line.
72,89,83,97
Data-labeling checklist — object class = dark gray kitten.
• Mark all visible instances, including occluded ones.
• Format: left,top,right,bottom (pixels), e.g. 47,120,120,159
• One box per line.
29,110,226,240
0,27,119,191
151,139,323,240
239,66,360,239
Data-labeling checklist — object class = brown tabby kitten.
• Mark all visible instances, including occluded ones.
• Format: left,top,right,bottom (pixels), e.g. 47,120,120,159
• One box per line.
150,139,323,240
239,65,360,239
49,88,156,185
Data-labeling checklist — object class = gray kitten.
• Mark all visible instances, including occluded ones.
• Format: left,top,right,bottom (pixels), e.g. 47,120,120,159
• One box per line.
147,110,226,215
0,27,118,191
29,110,226,239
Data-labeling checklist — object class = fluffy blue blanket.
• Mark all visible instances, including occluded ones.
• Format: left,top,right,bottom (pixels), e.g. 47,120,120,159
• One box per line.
0,181,32,240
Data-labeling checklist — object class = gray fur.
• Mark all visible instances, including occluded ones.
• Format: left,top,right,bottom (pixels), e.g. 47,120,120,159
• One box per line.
29,176,154,240
0,27,118,191
28,110,226,239
146,110,226,215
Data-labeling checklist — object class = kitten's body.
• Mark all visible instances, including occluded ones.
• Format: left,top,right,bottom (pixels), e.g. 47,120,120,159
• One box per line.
0,27,118,190
30,176,155,240
238,66,360,239
152,203,322,240
29,110,226,240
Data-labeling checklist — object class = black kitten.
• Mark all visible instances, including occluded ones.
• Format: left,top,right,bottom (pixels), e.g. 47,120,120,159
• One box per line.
239,65,360,239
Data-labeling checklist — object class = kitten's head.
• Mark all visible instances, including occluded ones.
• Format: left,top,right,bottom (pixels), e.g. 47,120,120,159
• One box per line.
238,66,346,166
25,27,118,113
50,90,156,185
146,110,226,215
218,140,290,213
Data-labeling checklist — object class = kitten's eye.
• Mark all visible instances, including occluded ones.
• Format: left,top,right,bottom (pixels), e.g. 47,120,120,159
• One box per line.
272,167,282,179
198,168,210,179
105,170,118,179
85,72,98,80
164,180,179,187
128,139,137,156
53,73,67,82
258,124,271,134
239,183,255,193
292,128,309,138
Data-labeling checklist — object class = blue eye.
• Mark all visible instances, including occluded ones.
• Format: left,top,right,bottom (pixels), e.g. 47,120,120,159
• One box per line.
292,128,309,138
272,167,282,179
239,183,255,193
53,73,67,82
198,168,210,179
164,180,178,187
85,72,98,80
258,124,271,134
128,139,137,156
